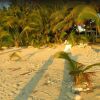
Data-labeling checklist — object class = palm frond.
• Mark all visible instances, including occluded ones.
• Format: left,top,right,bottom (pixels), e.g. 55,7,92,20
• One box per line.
0,28,9,39
76,6,98,22
52,21,66,32
83,63,100,72
21,26,33,33
53,51,76,70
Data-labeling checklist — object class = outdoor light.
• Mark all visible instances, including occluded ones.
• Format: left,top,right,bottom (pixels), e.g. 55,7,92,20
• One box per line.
77,25,86,32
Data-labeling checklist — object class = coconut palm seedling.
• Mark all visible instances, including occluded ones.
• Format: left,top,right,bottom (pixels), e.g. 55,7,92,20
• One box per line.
53,51,100,90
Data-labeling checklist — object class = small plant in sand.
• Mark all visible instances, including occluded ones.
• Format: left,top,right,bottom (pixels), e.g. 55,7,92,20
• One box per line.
10,51,22,61
53,51,100,91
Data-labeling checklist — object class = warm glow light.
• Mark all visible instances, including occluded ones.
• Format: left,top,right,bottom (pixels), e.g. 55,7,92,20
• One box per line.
77,25,86,32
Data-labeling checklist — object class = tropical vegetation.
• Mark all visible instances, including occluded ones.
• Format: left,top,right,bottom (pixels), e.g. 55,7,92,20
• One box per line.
0,1,100,48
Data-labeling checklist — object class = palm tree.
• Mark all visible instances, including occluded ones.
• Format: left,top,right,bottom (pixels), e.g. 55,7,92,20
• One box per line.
1,6,27,47
50,5,68,42
75,5,100,33
54,51,100,88
54,4,100,34
0,27,10,48
25,6,52,45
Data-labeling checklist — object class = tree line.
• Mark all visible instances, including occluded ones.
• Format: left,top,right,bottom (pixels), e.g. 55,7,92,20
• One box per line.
0,1,100,48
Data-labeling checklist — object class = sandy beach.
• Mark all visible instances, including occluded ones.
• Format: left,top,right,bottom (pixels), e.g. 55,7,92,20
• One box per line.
0,44,100,100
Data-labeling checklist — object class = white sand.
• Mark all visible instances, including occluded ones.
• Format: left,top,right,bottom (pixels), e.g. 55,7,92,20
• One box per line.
0,44,100,100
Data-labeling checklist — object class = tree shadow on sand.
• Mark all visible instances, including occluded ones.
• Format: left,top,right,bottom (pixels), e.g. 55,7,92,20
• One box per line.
58,54,80,100
58,60,74,100
15,56,53,100
25,51,40,59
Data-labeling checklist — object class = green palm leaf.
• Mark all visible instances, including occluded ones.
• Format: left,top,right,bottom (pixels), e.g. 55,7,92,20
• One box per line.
83,63,100,72
53,51,76,70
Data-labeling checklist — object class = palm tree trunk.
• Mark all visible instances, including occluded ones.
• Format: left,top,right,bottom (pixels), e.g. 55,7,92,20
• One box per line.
0,40,2,50
15,41,19,47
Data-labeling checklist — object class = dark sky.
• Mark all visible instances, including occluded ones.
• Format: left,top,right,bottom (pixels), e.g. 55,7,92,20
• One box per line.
0,0,100,6
0,0,100,3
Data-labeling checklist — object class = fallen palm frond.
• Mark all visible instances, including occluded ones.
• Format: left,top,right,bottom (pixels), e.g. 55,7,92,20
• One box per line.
10,51,22,61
